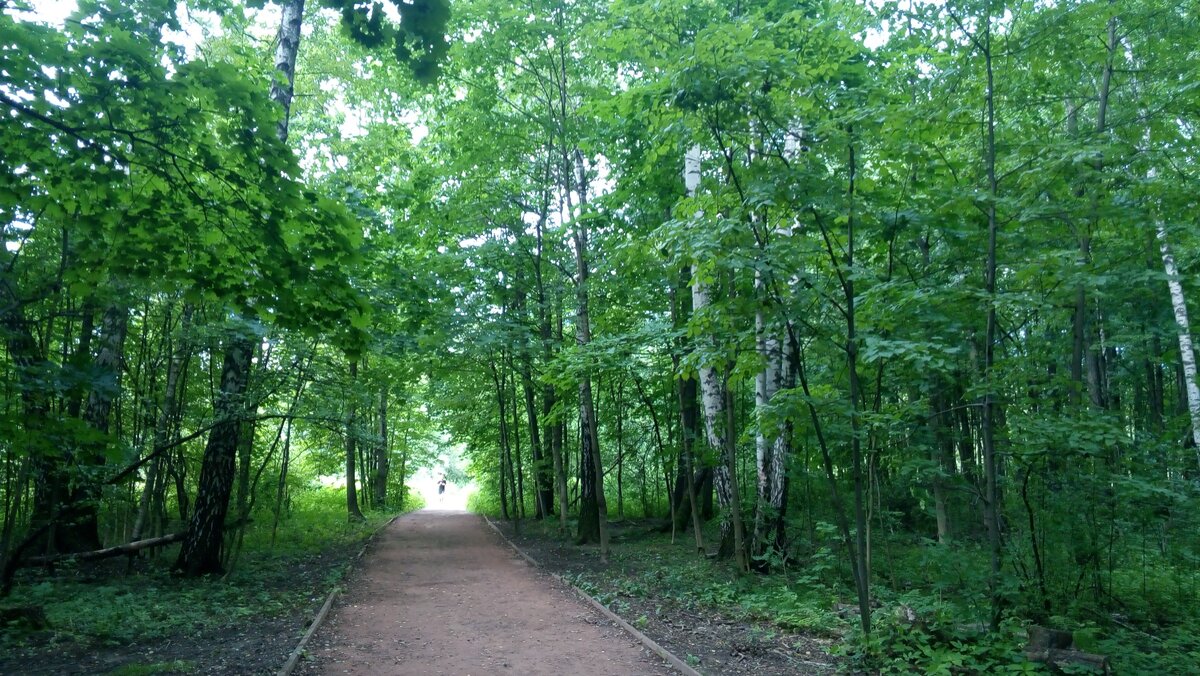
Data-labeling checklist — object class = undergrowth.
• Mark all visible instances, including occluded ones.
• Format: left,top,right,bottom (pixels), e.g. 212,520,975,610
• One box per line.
1,486,421,654
508,517,1200,674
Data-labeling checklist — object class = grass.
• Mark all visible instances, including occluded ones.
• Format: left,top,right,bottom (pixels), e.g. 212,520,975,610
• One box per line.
106,661,196,675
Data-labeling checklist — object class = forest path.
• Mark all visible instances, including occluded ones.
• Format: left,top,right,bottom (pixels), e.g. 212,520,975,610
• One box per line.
296,509,673,675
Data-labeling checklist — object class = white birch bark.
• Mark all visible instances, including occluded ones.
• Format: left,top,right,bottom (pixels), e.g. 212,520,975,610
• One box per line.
1157,224,1200,465
693,276,726,456
753,275,786,553
692,269,749,569
269,0,306,142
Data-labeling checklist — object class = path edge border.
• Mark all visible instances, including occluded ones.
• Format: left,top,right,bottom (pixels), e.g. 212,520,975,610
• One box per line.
277,513,402,676
483,515,703,676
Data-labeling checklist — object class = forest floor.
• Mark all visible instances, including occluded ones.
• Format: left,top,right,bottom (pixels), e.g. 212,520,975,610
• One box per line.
0,508,837,674
0,547,344,674
490,517,839,676
295,508,674,674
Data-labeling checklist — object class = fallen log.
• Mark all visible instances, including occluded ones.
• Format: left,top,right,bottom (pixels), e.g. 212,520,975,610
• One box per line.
1025,647,1111,674
21,532,184,566
1025,626,1111,674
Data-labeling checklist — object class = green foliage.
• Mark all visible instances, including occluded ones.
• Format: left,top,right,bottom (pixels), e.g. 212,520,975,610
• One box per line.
840,596,1040,675
1099,624,1200,675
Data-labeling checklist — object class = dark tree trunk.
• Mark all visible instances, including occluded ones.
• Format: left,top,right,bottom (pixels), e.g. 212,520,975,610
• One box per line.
345,359,364,521
173,332,254,576
373,387,389,509
571,152,608,555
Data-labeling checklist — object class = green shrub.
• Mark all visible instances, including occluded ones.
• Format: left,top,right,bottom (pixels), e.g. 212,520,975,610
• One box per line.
839,594,1041,675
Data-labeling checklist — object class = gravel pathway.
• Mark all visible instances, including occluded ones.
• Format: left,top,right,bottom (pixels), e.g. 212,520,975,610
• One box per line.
297,509,673,675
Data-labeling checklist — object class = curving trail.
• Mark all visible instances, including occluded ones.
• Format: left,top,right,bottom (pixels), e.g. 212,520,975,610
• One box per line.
297,509,672,675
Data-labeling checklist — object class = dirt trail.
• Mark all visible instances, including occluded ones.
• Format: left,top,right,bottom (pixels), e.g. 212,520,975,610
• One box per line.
297,509,672,675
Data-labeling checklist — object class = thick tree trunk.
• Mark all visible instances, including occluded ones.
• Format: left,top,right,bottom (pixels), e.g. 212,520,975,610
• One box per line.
8,281,64,555
57,302,128,552
269,0,306,142
173,332,253,576
692,273,748,571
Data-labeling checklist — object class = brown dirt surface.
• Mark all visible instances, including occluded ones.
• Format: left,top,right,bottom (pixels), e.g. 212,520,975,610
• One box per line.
492,518,839,676
295,508,674,675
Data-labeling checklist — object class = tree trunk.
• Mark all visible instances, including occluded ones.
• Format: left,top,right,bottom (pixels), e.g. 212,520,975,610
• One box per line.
752,274,788,565
1157,226,1200,466
373,387,389,509
668,270,706,552
615,379,625,520
62,302,129,552
980,19,1005,630
490,359,512,519
133,303,191,544
844,135,871,633
692,272,748,571
345,359,364,521
175,0,305,576
268,0,306,142
507,357,526,519
173,331,253,576
571,151,608,556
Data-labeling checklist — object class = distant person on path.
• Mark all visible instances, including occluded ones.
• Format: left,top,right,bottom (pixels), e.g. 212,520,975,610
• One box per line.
437,474,447,500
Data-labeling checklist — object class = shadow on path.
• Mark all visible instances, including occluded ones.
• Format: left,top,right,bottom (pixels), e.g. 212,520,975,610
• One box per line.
297,509,671,675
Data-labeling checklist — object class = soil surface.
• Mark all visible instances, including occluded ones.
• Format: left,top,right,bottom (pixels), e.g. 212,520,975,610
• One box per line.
295,508,673,675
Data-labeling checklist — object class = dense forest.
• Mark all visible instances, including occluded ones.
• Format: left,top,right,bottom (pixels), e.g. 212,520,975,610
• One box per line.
3,0,1200,672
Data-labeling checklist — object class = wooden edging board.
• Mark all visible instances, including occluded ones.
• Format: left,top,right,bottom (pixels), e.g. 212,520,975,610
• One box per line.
277,513,402,676
483,515,704,676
